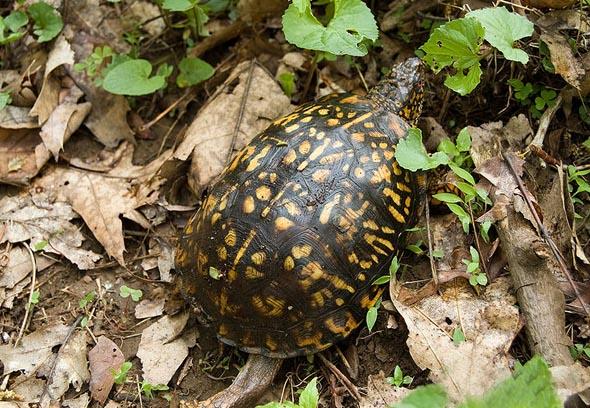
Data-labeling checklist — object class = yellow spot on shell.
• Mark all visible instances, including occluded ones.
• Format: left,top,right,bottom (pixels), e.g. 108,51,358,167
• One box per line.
335,298,344,306
405,196,412,207
392,161,403,176
283,200,301,216
285,124,300,133
284,256,295,271
388,205,406,223
217,246,227,261
243,196,255,214
327,118,339,126
360,260,372,269
351,132,365,142
318,108,329,115
301,116,313,123
292,244,312,259
266,336,278,351
225,229,237,246
295,332,324,348
311,291,325,307
233,230,256,267
348,252,359,264
319,194,341,224
358,273,366,281
397,182,412,192
384,188,401,205
383,150,394,160
340,95,360,104
283,149,297,165
275,216,294,231
342,111,373,129
256,185,272,201
363,219,379,230
218,324,228,336
299,140,311,154
246,145,271,171
382,226,395,234
269,173,277,183
245,266,264,279
364,233,394,254
251,251,266,265
354,168,365,178
312,169,331,183
364,122,375,129
252,295,285,317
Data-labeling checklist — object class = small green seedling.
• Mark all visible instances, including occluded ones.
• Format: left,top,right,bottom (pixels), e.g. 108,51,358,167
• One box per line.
113,361,132,385
141,382,170,398
366,297,382,332
570,343,590,361
278,72,297,98
102,59,172,96
79,291,96,309
373,256,400,285
386,365,413,387
0,92,11,110
463,246,487,287
209,266,221,280
32,240,48,251
28,1,64,43
176,57,215,88
119,285,143,302
29,289,40,308
0,10,28,45
452,327,465,345
567,165,590,219
257,377,319,408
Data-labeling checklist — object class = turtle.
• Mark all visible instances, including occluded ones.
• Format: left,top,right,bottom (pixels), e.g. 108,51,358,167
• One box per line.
175,57,425,407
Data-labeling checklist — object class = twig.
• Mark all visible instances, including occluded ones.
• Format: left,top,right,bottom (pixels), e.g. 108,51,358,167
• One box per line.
141,89,193,132
468,200,488,276
316,353,361,401
14,245,37,347
188,20,247,59
528,95,562,150
226,59,256,166
502,152,590,318
424,200,438,284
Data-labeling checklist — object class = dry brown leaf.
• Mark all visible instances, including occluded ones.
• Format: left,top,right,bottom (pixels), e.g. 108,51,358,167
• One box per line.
136,311,196,386
39,102,91,160
540,32,584,89
0,191,101,269
0,106,38,129
0,128,51,185
523,0,576,8
174,60,292,195
39,331,90,405
11,378,45,403
62,393,90,408
127,1,165,37
391,277,520,403
134,298,165,319
0,323,70,375
550,363,590,403
88,336,125,405
0,246,55,309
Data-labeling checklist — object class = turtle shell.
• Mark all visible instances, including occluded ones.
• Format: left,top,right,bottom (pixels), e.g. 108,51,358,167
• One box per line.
175,91,423,358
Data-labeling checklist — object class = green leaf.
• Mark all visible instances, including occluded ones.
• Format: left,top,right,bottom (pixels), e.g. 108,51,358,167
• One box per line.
209,266,221,280
113,361,132,385
583,137,590,150
119,285,143,302
299,377,319,408
28,2,64,43
141,382,169,399
452,327,465,344
79,291,96,308
456,127,471,152
459,356,559,408
373,275,391,285
5,11,28,32
395,128,449,172
162,0,195,11
366,306,378,332
432,249,444,259
438,138,459,158
278,72,297,98
102,59,167,95
476,273,488,286
420,17,484,95
282,0,378,56
30,289,40,305
447,203,470,233
393,384,448,408
177,57,215,87
444,64,482,96
467,262,479,273
432,192,462,203
469,246,479,262
33,240,48,251
449,163,476,185
389,255,400,276
467,7,534,64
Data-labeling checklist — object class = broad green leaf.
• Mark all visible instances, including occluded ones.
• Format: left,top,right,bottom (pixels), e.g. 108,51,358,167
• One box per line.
299,377,319,408
467,262,479,273
113,361,132,384
467,7,534,64
476,274,488,286
420,17,484,95
395,128,449,172
469,246,479,262
373,275,390,285
28,2,63,43
103,59,166,95
438,138,459,158
389,256,400,275
453,327,465,344
393,384,448,408
432,192,462,203
444,63,482,96
119,285,143,301
282,0,378,56
177,57,215,87
278,72,297,98
5,11,28,32
449,163,476,185
162,0,195,11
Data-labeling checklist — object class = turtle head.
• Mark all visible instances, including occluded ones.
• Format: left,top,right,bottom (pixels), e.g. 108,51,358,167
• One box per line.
368,57,425,124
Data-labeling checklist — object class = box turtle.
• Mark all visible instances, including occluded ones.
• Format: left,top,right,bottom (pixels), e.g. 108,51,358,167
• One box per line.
176,57,425,407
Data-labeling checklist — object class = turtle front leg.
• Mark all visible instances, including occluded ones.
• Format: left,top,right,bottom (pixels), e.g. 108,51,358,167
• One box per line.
181,354,283,408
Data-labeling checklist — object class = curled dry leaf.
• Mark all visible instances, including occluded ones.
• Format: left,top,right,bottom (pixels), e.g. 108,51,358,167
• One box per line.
88,336,125,405
174,60,292,195
62,393,90,408
40,101,91,161
0,323,70,375
136,311,197,386
540,31,584,89
391,277,521,403
134,298,165,319
40,331,90,404
0,191,101,269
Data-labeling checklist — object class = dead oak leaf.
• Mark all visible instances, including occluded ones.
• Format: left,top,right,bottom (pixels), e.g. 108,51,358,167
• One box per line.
88,336,125,405
0,191,101,269
36,165,164,265
0,323,70,375
540,31,584,89
391,277,521,403
137,311,196,386
174,60,292,195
